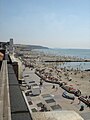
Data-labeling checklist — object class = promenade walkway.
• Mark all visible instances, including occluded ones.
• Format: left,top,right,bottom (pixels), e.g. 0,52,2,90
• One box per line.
23,67,90,120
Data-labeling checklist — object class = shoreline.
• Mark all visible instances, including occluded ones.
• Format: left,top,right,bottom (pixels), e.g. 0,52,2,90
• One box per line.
15,48,90,104
14,47,90,119
15,49,90,95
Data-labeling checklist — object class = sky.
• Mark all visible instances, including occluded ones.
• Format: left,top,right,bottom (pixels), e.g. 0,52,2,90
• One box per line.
0,0,90,48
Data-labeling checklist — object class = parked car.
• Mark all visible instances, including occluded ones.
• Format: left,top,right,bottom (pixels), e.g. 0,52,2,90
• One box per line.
62,91,75,100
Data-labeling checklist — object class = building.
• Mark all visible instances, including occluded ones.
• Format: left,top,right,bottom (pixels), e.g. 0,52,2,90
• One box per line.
9,38,14,54
0,43,32,120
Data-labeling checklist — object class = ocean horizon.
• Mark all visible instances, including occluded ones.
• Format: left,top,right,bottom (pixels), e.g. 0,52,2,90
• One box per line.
33,48,90,70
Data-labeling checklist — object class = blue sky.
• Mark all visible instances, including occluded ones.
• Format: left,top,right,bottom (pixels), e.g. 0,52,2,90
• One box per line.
0,0,90,48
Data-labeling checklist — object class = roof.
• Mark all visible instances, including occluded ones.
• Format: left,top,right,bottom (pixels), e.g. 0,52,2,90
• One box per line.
80,112,90,120
32,111,84,120
8,64,32,120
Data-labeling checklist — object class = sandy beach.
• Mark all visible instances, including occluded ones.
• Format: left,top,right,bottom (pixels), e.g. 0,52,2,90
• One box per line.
15,48,90,119
20,50,90,96
14,48,90,96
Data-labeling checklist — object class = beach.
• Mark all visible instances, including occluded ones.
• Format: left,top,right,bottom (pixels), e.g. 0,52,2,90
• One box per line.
15,48,90,95
20,49,90,96
15,48,90,118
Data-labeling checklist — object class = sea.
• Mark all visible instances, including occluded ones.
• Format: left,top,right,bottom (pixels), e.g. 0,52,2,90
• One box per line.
33,48,90,70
